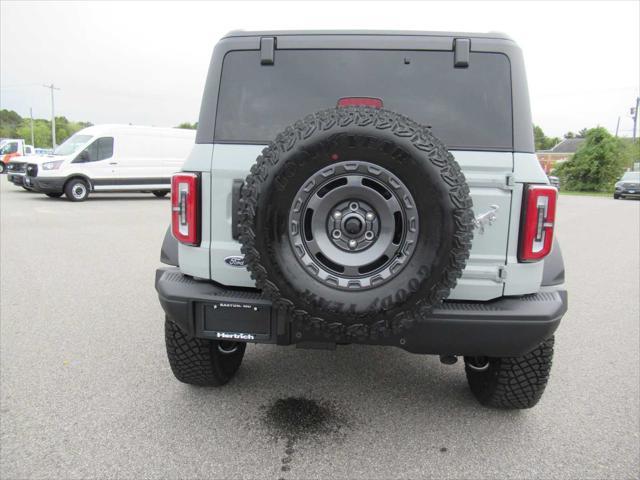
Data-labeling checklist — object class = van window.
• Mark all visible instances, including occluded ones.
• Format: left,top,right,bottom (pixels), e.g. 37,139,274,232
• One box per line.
214,49,513,151
54,134,92,156
78,137,114,162
96,137,114,160
0,142,19,154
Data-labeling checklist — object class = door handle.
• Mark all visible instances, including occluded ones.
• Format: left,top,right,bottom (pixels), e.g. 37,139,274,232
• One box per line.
109,162,118,165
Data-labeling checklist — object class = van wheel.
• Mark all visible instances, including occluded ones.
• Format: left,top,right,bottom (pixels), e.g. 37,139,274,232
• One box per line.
613,193,620,199
464,336,555,409
153,190,168,198
165,318,246,386
64,179,90,202
46,192,63,198
0,163,5,174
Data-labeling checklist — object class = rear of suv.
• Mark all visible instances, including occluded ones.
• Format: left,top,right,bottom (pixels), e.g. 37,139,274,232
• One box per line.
156,30,567,409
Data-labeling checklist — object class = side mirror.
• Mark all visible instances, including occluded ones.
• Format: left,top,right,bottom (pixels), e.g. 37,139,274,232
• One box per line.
77,151,90,163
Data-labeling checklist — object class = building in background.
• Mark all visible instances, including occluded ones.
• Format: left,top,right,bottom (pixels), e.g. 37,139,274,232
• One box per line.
537,138,585,173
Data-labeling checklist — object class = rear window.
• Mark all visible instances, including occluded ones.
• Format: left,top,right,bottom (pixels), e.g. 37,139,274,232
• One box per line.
214,49,513,151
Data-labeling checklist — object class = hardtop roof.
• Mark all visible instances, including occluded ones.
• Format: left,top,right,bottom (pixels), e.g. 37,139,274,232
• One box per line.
223,29,514,41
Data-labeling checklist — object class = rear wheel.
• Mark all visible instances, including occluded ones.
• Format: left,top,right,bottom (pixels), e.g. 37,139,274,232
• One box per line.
64,178,90,202
464,336,555,409
46,192,63,198
165,318,246,386
153,190,168,198
613,193,620,199
0,163,5,174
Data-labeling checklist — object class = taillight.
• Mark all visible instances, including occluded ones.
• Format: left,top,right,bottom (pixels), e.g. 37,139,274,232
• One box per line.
519,185,557,262
171,173,200,246
337,97,383,108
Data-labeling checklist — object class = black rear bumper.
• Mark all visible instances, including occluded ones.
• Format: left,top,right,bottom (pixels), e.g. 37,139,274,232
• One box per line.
155,267,567,357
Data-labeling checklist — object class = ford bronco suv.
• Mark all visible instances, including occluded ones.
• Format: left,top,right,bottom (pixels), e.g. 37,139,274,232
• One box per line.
156,30,567,409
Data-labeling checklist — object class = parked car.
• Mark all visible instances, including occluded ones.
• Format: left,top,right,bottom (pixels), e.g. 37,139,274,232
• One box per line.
613,171,640,199
23,125,195,201
156,30,567,409
547,175,560,189
0,139,34,173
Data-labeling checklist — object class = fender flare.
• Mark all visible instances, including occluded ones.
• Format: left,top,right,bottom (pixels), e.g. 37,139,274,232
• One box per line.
160,226,179,266
541,238,565,286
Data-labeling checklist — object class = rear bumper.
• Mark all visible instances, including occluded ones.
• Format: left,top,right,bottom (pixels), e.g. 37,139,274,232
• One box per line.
155,267,567,357
24,176,65,193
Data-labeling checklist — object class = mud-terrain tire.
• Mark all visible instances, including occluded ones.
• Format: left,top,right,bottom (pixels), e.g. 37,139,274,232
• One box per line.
238,107,474,339
165,318,245,386
464,336,555,409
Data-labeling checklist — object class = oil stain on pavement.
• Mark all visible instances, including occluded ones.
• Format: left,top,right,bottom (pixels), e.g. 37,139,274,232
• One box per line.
261,397,348,478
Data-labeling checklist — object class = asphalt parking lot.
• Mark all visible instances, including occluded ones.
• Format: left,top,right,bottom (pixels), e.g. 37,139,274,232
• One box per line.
1,179,638,479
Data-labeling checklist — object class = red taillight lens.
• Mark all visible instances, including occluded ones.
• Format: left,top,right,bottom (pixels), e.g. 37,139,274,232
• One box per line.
171,173,200,246
337,97,383,109
519,185,557,262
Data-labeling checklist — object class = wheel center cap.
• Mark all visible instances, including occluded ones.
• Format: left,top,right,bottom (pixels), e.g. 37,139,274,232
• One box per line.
344,217,363,235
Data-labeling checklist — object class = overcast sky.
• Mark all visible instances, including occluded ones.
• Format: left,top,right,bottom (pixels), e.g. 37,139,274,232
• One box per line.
1,0,638,138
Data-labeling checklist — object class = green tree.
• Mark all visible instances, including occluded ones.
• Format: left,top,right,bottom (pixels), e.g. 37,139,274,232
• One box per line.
10,114,91,148
177,122,197,129
577,128,588,138
0,109,23,138
15,119,52,147
533,125,560,150
564,131,576,139
555,127,629,191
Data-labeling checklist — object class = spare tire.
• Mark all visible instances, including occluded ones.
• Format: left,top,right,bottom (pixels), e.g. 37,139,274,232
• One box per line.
238,107,474,339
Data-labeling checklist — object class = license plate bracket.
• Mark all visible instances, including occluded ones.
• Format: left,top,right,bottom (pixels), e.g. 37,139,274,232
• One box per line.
197,301,272,342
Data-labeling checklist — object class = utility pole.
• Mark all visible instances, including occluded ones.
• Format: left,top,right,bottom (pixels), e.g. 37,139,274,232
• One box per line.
615,116,620,137
42,84,60,148
632,96,639,141
29,108,35,147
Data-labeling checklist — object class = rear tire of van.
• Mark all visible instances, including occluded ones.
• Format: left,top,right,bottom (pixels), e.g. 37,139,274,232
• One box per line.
153,190,168,198
165,318,246,386
464,336,555,409
64,178,90,202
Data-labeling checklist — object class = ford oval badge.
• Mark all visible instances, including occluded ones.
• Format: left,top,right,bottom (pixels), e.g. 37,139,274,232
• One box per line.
224,256,246,268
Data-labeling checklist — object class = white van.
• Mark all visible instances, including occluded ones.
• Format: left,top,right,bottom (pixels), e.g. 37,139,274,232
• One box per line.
24,125,195,201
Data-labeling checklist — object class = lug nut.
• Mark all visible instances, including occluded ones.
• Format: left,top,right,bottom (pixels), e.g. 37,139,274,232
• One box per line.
333,211,342,219
365,212,375,221
348,239,357,249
